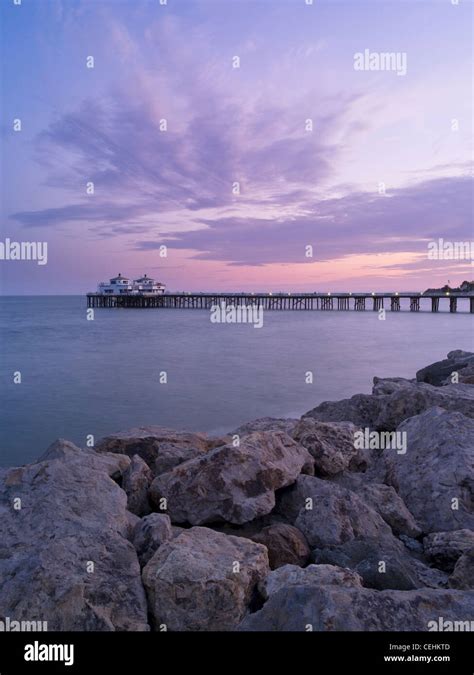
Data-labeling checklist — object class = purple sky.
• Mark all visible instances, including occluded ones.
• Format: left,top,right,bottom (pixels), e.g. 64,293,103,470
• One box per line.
1,0,472,294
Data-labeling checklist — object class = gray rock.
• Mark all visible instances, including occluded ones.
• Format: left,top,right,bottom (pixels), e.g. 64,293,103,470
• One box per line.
122,454,153,517
142,527,269,631
383,408,474,533
232,418,298,437
150,431,314,525
303,380,474,430
250,523,310,569
291,418,368,477
0,452,148,631
276,475,392,549
96,426,228,476
423,530,474,571
359,483,421,538
449,550,474,589
416,351,474,386
239,585,474,631
311,538,422,591
260,563,362,599
132,513,173,566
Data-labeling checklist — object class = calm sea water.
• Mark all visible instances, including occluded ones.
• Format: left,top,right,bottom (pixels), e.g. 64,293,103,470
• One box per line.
1,295,473,467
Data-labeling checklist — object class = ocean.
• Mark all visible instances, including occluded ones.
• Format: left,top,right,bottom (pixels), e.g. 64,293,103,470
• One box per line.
1,295,473,467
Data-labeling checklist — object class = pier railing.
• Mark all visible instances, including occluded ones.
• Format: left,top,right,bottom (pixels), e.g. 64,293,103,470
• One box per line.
87,292,474,313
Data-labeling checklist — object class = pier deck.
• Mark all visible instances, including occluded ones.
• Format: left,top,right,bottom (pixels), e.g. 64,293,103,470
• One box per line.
87,292,474,313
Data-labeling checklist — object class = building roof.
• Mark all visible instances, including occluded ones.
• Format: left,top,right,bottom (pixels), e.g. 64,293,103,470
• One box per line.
134,274,154,283
110,273,130,281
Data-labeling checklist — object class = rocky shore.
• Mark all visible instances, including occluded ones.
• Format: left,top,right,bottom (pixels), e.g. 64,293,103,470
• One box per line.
1,349,473,632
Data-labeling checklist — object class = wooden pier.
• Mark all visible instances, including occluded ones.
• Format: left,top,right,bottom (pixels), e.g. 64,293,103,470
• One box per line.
87,292,474,313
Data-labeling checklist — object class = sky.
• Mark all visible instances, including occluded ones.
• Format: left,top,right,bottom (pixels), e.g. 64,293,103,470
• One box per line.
0,0,473,294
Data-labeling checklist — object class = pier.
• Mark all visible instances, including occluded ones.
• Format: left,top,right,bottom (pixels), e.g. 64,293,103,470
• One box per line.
87,292,474,313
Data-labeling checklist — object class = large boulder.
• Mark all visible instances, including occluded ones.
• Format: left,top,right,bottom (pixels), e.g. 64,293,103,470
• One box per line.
96,426,227,476
142,527,269,631
276,475,392,549
423,530,474,571
291,418,368,477
416,350,474,386
260,564,363,599
359,483,421,538
0,451,149,631
250,523,310,569
150,431,314,525
311,537,423,591
383,408,474,533
303,380,474,430
239,584,474,631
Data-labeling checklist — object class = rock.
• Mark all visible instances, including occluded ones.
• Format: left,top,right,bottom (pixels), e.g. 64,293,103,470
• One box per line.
449,550,474,589
276,475,392,549
232,418,298,437
383,408,474,533
416,351,474,386
150,431,314,525
36,438,88,462
359,484,421,538
96,426,227,476
442,364,474,386
423,530,474,571
122,455,153,517
132,513,173,566
0,452,148,631
303,380,474,430
239,585,474,631
142,527,269,631
250,524,310,569
303,393,381,429
260,564,362,599
399,535,424,554
291,418,368,477
311,538,422,591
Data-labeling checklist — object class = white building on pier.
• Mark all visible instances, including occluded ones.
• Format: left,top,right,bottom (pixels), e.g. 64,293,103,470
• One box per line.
97,273,166,295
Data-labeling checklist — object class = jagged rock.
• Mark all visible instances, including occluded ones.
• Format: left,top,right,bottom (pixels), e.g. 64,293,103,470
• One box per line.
232,418,298,437
250,523,310,569
276,475,392,549
303,380,474,430
142,527,269,631
36,439,130,480
0,452,148,631
36,438,88,462
260,564,362,599
449,550,474,589
122,455,153,517
359,484,421,538
291,418,368,477
150,432,314,525
303,393,381,428
96,426,227,476
311,537,422,591
423,530,474,571
416,351,474,386
383,408,474,533
132,513,173,566
239,585,474,631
